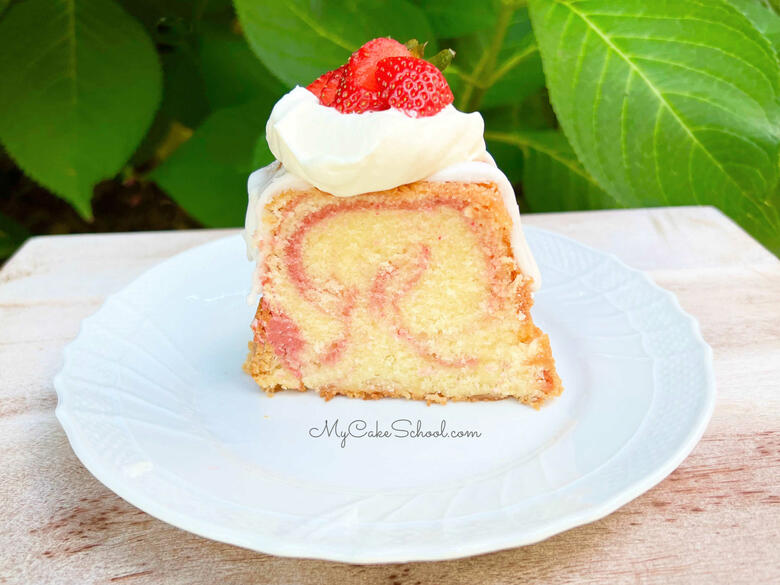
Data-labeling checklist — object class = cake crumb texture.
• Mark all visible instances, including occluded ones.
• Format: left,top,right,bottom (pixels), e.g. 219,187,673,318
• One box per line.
244,180,563,406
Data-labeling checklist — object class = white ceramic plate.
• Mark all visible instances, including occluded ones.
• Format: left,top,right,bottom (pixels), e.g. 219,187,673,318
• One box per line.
55,227,715,563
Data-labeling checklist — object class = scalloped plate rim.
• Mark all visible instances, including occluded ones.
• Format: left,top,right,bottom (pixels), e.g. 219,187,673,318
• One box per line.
54,226,716,563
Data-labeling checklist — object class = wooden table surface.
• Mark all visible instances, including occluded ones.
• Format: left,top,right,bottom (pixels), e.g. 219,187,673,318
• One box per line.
1,206,778,584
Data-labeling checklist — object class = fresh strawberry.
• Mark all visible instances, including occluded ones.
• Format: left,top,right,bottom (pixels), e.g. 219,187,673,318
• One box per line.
376,56,454,117
307,65,346,106
320,65,346,106
345,37,410,92
332,76,388,114
306,39,454,116
307,72,329,99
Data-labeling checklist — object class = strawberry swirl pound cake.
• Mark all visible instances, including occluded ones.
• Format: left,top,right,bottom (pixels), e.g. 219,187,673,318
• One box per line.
243,38,563,407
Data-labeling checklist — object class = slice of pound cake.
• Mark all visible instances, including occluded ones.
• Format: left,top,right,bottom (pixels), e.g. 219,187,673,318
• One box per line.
243,38,562,406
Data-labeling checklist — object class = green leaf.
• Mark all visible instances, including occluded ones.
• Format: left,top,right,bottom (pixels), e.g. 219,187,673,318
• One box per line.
134,19,283,167
487,130,618,212
198,23,287,109
529,0,780,251
158,48,210,128
234,0,435,87
0,211,29,260
0,0,162,218
151,98,275,227
483,94,559,184
729,0,780,51
768,182,780,253
452,7,545,110
131,46,211,167
421,0,497,37
482,12,545,109
118,0,199,31
0,0,10,18
251,136,274,170
118,0,235,33
487,138,526,187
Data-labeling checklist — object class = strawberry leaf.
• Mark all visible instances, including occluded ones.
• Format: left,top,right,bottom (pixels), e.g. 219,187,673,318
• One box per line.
428,48,456,72
404,39,426,58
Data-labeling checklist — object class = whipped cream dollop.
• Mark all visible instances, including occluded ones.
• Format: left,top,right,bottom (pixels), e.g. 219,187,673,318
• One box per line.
245,87,541,300
266,86,487,196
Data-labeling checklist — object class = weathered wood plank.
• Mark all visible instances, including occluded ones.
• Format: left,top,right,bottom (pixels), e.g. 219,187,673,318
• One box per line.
1,207,778,584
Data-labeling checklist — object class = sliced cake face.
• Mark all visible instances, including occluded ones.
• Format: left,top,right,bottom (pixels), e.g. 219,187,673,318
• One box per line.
244,180,562,406
243,37,562,406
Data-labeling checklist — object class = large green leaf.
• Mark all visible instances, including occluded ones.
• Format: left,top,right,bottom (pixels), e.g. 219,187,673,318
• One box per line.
729,0,780,51
134,20,285,167
118,0,235,33
483,92,561,185
529,0,780,251
234,0,434,87
483,101,545,185
119,0,203,31
486,138,526,187
0,0,162,217
198,24,287,109
451,7,545,110
251,136,273,170
482,11,545,109
151,98,275,227
488,130,618,212
131,46,211,167
421,0,496,37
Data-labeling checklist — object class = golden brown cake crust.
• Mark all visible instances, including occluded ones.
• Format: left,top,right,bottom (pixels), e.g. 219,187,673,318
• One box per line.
244,338,562,408
244,179,563,406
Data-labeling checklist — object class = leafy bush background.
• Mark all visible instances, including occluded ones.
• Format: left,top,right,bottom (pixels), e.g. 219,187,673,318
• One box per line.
0,0,779,257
